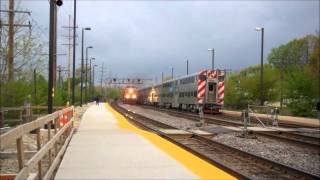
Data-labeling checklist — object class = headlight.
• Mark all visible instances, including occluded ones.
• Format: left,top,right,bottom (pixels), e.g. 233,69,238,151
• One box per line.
125,94,130,99
129,88,133,94
132,94,137,99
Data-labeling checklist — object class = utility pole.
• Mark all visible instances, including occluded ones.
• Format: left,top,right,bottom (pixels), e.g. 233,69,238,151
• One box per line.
72,0,77,105
33,69,37,105
61,15,73,100
7,0,14,80
2,0,31,81
57,65,68,89
48,0,58,114
100,62,104,93
85,46,92,103
0,0,3,128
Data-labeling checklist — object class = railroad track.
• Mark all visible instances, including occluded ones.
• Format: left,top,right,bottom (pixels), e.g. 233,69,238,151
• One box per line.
112,102,319,180
142,105,320,148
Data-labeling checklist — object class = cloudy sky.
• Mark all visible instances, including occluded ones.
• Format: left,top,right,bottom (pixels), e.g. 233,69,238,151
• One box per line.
3,0,320,82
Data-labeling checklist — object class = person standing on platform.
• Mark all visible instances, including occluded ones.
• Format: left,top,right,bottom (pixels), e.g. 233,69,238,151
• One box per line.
95,96,99,106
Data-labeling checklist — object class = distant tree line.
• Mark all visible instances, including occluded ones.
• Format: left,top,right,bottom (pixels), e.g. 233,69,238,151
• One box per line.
225,34,319,117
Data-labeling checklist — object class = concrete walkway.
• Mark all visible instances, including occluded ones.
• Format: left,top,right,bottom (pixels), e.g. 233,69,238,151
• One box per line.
54,104,198,179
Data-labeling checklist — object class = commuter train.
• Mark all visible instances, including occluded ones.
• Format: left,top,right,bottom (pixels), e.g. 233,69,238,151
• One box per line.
137,69,225,113
122,86,138,104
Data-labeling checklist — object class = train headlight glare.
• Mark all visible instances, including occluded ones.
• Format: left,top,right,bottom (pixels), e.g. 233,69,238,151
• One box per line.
125,94,130,99
132,94,137,99
129,88,133,94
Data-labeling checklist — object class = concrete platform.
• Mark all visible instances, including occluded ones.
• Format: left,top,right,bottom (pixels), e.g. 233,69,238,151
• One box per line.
190,130,214,137
158,129,192,137
55,103,234,180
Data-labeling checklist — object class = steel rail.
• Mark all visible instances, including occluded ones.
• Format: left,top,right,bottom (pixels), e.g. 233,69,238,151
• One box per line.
141,105,320,148
113,102,319,180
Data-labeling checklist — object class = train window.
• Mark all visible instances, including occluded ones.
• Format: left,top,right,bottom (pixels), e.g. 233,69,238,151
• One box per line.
199,75,206,81
209,84,214,91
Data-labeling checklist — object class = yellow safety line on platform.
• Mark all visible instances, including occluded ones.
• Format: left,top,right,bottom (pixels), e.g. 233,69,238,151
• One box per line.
105,103,235,180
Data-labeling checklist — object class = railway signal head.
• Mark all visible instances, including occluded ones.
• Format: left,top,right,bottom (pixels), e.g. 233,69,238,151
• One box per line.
56,0,63,6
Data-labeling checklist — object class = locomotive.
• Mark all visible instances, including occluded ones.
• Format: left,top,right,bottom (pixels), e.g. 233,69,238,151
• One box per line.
137,69,225,113
122,86,138,104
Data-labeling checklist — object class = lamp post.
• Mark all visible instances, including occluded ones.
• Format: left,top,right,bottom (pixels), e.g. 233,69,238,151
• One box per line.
85,46,93,102
186,59,189,75
208,48,214,70
80,27,91,107
90,57,95,96
93,64,98,96
171,67,174,79
256,27,264,106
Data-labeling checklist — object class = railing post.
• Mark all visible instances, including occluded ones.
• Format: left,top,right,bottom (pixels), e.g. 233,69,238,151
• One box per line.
16,137,25,170
36,128,43,180
48,121,52,165
54,117,58,154
0,109,4,128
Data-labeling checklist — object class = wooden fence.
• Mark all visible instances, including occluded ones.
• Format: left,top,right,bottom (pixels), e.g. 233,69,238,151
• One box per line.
0,105,64,128
0,106,74,180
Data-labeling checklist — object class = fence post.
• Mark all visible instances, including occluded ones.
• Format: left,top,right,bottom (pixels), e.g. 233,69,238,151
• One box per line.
0,109,4,128
36,128,43,180
16,137,25,170
48,121,52,165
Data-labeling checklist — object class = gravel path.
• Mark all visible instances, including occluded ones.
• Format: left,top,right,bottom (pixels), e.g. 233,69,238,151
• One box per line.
120,104,320,176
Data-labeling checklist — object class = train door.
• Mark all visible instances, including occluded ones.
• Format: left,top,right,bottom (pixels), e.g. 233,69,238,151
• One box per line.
207,82,217,103
173,80,179,108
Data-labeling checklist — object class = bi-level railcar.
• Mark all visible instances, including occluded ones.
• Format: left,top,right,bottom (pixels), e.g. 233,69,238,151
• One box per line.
138,69,225,113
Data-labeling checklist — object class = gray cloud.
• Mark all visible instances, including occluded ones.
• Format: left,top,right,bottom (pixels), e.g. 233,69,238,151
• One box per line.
11,0,320,81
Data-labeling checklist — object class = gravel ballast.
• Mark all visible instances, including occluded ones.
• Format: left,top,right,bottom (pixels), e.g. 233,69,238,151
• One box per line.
121,104,320,176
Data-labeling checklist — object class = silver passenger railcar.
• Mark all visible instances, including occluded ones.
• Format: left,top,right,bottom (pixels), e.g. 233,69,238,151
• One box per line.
138,69,225,113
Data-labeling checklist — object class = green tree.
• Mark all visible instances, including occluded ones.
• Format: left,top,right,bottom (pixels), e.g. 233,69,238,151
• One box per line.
225,64,279,109
105,87,121,100
267,34,319,117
